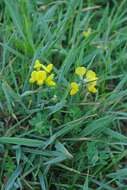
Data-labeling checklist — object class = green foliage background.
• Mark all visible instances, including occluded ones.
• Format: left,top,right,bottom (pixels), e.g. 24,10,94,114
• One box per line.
0,0,127,189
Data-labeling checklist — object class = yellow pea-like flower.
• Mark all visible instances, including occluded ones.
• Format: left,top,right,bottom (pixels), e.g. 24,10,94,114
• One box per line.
34,59,42,71
75,66,87,77
36,70,47,85
87,84,97,93
86,70,98,93
41,63,53,73
83,28,91,38
83,31,90,38
46,74,56,87
29,71,37,83
70,82,79,96
86,70,98,85
46,64,53,73
86,70,97,79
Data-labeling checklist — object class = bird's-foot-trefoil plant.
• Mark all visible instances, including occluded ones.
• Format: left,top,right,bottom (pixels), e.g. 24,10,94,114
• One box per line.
29,60,98,97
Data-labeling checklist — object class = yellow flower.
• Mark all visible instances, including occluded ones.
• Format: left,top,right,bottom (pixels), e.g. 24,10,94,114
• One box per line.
36,70,47,85
41,63,53,73
46,74,56,87
75,66,87,77
83,28,91,38
46,64,53,73
86,70,98,93
29,71,37,83
87,85,97,93
34,59,42,71
70,82,79,96
86,70,97,83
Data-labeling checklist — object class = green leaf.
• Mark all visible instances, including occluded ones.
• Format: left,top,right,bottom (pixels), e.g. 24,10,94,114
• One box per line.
0,137,44,147
4,166,21,190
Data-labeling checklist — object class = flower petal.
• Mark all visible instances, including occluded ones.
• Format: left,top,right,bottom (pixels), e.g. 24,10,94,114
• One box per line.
70,82,79,96
87,85,97,93
29,71,37,83
46,74,56,86
86,70,97,79
34,60,42,70
83,28,91,38
75,67,87,77
36,71,47,85
46,64,53,73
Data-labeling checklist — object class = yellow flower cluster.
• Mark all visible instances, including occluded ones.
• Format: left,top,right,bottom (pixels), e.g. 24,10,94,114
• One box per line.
29,60,56,87
70,66,98,96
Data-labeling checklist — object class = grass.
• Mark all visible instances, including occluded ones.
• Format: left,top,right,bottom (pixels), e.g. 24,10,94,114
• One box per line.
0,0,127,189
